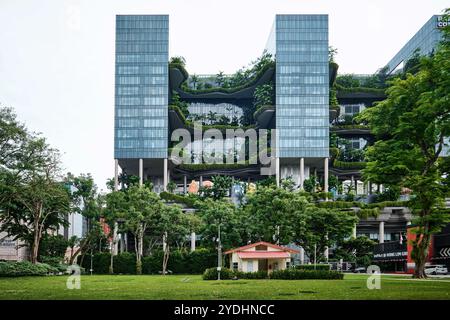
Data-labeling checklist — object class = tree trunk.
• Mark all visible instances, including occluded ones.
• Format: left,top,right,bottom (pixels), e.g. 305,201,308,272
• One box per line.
162,244,170,276
412,223,431,279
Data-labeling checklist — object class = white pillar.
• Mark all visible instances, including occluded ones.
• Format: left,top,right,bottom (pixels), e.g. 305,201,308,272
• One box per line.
114,159,119,191
299,247,305,265
324,247,329,262
352,224,357,238
275,157,280,187
379,221,385,244
163,158,168,191
199,175,203,187
190,232,196,252
324,157,329,193
299,158,305,190
139,158,143,186
183,175,187,194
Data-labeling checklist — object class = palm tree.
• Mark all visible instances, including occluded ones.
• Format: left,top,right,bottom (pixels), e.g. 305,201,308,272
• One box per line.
216,71,225,87
190,74,199,90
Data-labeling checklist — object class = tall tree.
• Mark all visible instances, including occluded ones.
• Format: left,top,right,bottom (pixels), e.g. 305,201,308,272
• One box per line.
356,13,450,278
118,185,163,274
292,207,357,263
64,173,104,265
0,136,70,263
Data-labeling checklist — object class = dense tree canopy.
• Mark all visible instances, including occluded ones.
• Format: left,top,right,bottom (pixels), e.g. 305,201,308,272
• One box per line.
356,13,450,277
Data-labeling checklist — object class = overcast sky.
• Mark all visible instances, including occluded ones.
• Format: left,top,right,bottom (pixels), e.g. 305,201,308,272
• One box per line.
0,0,447,191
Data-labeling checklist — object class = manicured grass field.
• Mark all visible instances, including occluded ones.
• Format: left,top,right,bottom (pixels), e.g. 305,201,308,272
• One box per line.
0,274,449,300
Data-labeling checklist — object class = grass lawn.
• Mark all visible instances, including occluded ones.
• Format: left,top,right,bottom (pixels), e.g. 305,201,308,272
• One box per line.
0,274,449,300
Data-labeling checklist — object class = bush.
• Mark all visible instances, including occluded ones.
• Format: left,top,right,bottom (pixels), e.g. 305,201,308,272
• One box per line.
202,267,234,280
0,261,59,277
233,270,268,279
270,269,343,280
40,256,68,273
295,264,331,271
114,252,136,274
78,249,217,275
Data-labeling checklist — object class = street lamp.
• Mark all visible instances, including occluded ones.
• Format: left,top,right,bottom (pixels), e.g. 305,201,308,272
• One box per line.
217,224,222,281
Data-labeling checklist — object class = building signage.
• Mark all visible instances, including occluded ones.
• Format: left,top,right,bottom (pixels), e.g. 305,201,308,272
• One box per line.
374,251,407,259
437,16,449,28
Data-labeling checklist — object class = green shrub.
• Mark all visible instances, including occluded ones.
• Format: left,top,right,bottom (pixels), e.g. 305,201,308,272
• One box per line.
114,252,136,274
202,267,234,280
40,256,68,273
357,208,380,219
233,270,268,279
0,261,59,277
333,160,367,169
295,264,331,271
79,252,111,274
270,269,343,280
159,192,198,207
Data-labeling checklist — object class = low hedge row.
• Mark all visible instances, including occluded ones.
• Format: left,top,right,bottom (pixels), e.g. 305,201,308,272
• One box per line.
159,192,198,207
0,261,59,277
333,160,367,169
295,264,330,271
270,269,343,280
79,249,217,275
202,267,343,280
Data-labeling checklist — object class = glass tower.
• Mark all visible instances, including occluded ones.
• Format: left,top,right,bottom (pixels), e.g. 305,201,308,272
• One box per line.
271,14,329,158
114,15,169,159
386,15,444,74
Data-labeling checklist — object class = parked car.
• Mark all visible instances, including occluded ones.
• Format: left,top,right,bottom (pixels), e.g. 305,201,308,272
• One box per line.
353,267,366,273
424,265,448,275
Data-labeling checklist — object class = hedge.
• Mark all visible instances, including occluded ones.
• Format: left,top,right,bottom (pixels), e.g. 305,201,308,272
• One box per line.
80,249,217,275
333,160,367,169
295,264,331,271
0,261,59,277
202,267,343,280
159,192,198,207
357,208,380,218
202,267,235,280
270,269,344,280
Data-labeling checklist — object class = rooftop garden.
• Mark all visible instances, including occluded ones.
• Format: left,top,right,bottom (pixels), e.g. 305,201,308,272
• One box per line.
169,51,275,95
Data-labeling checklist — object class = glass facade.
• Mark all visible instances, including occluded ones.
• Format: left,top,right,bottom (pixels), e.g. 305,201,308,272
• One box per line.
270,15,329,158
114,15,169,159
386,15,444,74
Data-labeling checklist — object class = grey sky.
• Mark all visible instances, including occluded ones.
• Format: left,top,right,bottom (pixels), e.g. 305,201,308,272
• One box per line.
0,0,447,190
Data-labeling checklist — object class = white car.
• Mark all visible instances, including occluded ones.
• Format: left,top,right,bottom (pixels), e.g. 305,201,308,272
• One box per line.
424,264,448,275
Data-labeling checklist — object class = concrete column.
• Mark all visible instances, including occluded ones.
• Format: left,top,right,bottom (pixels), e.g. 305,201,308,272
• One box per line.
324,157,329,193
275,157,280,187
352,224,357,238
190,232,196,252
299,158,305,190
351,175,355,193
163,158,168,191
183,175,187,195
379,221,385,244
299,247,305,265
139,158,143,187
199,175,203,187
114,159,119,191
324,247,329,262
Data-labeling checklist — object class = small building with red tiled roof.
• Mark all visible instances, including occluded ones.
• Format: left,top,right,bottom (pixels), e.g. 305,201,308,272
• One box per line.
224,241,299,274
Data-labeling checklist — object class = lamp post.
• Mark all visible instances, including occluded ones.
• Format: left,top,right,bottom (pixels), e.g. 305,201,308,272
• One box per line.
217,224,222,281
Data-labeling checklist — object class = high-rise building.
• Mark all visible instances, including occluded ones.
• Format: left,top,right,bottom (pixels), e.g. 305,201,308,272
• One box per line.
113,14,330,192
385,15,446,74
